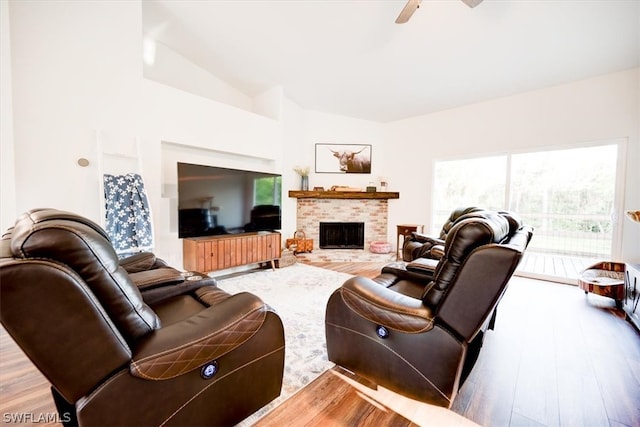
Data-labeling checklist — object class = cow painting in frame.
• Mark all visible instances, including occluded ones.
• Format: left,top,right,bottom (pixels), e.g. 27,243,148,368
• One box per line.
315,144,372,174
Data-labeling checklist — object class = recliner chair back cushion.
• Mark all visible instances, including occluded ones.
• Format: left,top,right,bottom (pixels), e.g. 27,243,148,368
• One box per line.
10,209,160,343
498,211,523,236
423,212,510,308
1,257,134,402
438,206,484,239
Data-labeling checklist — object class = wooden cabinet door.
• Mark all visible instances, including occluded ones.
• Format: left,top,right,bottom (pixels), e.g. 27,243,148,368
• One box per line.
182,239,197,271
183,232,281,273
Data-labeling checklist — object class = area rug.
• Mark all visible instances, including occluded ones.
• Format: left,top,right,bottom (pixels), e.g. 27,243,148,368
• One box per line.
214,263,352,425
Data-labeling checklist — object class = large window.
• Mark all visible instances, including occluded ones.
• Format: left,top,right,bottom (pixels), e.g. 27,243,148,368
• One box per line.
432,155,507,230
509,145,618,257
432,142,622,281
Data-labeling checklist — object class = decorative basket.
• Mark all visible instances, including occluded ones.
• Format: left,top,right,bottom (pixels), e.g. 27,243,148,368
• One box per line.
285,230,314,254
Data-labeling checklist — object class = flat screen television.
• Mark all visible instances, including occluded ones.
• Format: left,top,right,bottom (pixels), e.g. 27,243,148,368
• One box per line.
177,162,282,238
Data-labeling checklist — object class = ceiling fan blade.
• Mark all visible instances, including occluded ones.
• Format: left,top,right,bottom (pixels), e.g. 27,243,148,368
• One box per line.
461,0,483,8
395,0,422,24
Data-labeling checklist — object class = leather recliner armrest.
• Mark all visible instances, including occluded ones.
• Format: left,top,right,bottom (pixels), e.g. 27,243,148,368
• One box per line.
406,257,438,275
403,234,445,261
119,252,171,273
337,276,434,333
128,267,185,291
408,232,443,246
382,261,436,283
128,267,218,305
130,292,269,380
119,252,159,273
428,244,445,259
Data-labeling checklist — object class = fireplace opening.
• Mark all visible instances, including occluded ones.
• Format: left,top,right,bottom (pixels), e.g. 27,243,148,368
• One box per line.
319,222,365,249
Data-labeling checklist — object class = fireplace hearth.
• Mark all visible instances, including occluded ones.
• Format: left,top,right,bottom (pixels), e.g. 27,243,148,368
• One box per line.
319,222,365,249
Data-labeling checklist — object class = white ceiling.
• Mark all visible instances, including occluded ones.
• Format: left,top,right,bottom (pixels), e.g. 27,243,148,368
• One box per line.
142,0,640,122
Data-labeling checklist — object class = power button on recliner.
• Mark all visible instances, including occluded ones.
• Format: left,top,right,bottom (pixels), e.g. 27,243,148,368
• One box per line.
376,325,389,339
201,361,218,379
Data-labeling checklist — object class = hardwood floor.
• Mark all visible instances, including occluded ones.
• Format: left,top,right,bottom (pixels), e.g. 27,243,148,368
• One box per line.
1,262,639,426
254,366,421,427
309,262,640,427
0,330,58,426
517,252,600,285
451,274,639,426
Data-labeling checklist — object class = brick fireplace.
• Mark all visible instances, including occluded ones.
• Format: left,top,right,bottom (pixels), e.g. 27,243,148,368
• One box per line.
289,191,399,262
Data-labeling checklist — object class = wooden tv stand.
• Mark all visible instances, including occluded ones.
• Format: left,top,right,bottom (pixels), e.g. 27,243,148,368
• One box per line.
183,232,281,273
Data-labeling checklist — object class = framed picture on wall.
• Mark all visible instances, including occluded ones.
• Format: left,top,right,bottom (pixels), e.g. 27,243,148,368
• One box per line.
315,143,372,174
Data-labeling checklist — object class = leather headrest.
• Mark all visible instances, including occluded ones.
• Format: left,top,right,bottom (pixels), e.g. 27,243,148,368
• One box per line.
10,208,160,343
444,211,510,263
439,207,484,239
11,208,110,252
498,211,523,235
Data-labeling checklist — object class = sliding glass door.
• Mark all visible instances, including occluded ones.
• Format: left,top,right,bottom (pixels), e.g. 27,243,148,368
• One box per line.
432,155,507,229
510,144,618,257
432,142,623,283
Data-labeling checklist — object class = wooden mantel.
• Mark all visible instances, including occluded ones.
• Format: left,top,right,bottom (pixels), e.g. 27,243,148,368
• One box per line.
288,190,399,200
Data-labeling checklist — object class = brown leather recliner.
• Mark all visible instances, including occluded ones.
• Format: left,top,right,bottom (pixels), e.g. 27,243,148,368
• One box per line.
325,211,533,408
402,206,484,262
0,209,285,426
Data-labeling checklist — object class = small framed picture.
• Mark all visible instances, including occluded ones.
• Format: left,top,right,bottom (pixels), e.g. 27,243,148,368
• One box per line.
315,143,372,174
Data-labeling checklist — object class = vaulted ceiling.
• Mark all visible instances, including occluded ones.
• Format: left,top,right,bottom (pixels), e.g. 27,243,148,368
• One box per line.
142,0,640,122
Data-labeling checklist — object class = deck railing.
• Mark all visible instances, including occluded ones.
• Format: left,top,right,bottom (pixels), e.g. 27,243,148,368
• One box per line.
434,210,612,258
517,212,612,257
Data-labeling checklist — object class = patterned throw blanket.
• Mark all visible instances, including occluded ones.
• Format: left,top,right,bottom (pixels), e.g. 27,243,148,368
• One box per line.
103,173,154,257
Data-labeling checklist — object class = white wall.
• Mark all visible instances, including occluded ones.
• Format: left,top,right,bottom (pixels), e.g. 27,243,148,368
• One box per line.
384,68,640,262
300,110,386,192
281,97,306,240
8,1,283,267
279,103,390,240
1,0,16,232
10,0,142,220
143,40,254,113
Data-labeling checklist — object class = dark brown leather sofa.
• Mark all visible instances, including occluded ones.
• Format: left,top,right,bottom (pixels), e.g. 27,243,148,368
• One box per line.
0,209,285,426
402,206,483,261
325,210,533,408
